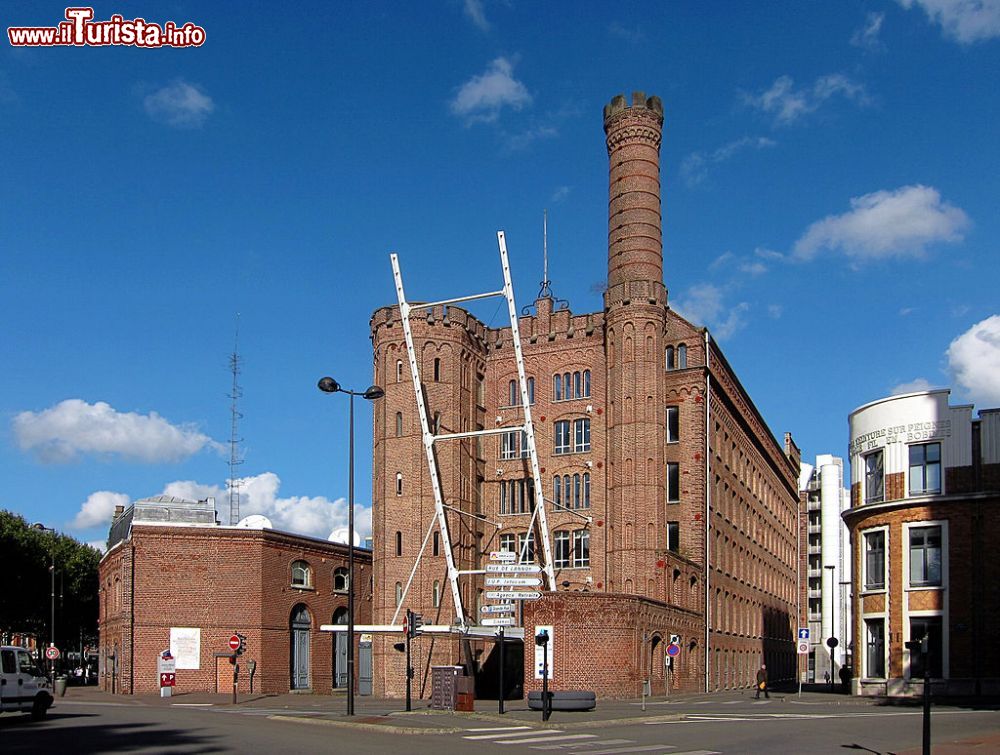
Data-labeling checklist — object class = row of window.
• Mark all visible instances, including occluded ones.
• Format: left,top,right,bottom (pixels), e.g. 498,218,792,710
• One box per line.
499,473,593,515
290,560,349,592
665,344,688,370
498,530,590,567
555,418,591,454
864,616,941,679
864,442,942,503
863,524,942,590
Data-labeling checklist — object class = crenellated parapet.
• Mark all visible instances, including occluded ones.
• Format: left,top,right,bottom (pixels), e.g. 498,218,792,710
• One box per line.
370,304,490,353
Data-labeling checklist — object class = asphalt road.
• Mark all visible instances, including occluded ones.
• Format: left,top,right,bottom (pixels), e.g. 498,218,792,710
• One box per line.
2,697,998,754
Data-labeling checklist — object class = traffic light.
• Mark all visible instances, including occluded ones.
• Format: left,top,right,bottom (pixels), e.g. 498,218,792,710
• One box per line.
535,629,549,646
236,633,247,656
405,609,424,639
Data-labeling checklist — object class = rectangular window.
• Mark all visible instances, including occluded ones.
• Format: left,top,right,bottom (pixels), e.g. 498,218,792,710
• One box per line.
554,420,571,454
909,616,943,678
500,430,518,460
865,619,886,679
499,532,516,553
554,531,570,568
574,418,591,452
909,443,942,495
527,377,535,405
666,406,679,443
909,525,942,587
865,450,884,503
667,521,680,552
517,532,535,562
667,462,680,502
476,373,485,406
864,530,886,590
572,530,590,567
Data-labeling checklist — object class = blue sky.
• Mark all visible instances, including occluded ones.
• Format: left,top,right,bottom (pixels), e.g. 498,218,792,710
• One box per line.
3,1,999,549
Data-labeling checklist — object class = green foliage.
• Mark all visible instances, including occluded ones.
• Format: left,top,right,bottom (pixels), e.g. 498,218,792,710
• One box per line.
0,510,101,649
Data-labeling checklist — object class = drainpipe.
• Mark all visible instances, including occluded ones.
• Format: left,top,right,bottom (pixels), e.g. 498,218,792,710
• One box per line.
130,543,136,695
704,329,711,693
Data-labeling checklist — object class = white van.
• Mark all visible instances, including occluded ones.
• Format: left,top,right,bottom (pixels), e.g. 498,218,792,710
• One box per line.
0,646,53,720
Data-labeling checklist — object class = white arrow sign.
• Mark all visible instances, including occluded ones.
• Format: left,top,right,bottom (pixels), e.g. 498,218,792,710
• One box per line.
489,551,516,562
480,604,515,614
481,617,516,627
486,563,542,573
485,591,542,600
486,576,542,587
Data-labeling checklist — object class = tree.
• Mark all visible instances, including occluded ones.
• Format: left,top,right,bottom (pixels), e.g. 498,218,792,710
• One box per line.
0,510,101,653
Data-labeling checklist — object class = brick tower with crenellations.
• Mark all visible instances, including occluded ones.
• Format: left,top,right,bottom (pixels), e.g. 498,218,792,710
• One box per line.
368,92,801,699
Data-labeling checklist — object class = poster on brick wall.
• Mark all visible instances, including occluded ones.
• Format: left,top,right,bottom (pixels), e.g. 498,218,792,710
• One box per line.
170,627,201,670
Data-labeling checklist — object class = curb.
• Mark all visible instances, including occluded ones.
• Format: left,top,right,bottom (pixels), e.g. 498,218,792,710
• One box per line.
268,714,465,735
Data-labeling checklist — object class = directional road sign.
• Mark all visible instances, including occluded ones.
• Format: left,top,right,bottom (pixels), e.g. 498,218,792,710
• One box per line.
485,577,541,588
485,563,542,573
480,604,515,614
485,590,541,600
798,627,810,641
480,617,516,627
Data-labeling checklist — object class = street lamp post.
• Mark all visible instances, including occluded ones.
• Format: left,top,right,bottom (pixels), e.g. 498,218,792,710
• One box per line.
32,523,56,683
318,376,384,717
824,564,836,689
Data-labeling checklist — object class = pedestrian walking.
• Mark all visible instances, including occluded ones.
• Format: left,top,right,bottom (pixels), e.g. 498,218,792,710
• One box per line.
755,663,770,699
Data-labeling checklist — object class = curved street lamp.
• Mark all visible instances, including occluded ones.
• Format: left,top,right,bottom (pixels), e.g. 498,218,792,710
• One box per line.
32,523,57,683
317,377,383,716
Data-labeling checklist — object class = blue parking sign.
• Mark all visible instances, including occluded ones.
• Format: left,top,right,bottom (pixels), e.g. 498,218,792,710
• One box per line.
798,627,810,640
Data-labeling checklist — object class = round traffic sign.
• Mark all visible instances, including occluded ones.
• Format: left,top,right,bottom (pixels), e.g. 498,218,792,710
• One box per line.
45,646,60,660
228,635,241,651
666,643,680,657
797,640,809,655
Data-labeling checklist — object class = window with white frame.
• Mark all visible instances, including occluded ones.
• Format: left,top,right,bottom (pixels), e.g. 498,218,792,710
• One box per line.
553,374,563,402
517,531,535,562
554,420,571,454
507,377,535,406
500,429,528,460
865,618,886,678
432,580,441,607
572,530,590,567
908,616,943,678
553,371,590,400
667,462,680,502
677,344,687,368
574,418,591,452
554,530,570,568
665,346,675,370
499,532,516,554
291,560,311,588
909,443,942,495
864,450,884,503
864,529,886,590
666,406,679,443
909,525,942,587
333,567,349,592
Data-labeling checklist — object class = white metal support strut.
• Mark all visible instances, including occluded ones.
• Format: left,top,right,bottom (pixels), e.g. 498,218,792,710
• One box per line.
388,231,557,631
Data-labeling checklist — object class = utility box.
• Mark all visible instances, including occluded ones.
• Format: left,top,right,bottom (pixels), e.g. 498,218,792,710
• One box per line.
431,666,468,710
455,674,475,712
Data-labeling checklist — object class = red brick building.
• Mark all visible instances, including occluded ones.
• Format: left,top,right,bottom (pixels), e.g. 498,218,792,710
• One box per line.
369,92,801,698
845,390,1000,696
98,496,372,695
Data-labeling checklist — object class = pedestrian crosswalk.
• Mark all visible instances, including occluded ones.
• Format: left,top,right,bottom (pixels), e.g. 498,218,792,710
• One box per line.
460,726,720,754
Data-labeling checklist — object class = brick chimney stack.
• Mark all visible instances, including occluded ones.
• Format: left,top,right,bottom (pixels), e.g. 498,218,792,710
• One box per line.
604,92,664,290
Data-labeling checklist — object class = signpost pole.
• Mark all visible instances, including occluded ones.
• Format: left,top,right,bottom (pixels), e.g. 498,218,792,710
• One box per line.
498,627,505,715
922,642,930,755
405,610,412,713
232,657,238,705
541,638,550,722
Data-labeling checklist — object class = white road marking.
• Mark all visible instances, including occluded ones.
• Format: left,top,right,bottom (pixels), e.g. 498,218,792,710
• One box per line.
468,726,534,732
466,728,564,740
535,740,634,750
569,746,677,755
494,733,595,745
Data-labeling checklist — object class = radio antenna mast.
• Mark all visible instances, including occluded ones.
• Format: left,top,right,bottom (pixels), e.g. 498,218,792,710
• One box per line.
227,315,244,525
537,209,553,299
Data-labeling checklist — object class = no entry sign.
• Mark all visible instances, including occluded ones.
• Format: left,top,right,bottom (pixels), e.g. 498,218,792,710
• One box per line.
229,635,241,651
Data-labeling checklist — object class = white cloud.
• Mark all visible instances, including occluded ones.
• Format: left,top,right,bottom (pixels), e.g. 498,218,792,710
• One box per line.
463,0,490,31
851,12,887,50
71,490,130,529
898,0,1000,43
739,261,768,276
551,186,570,202
450,57,531,124
609,22,645,44
671,284,749,340
947,315,1000,405
86,541,107,554
163,472,371,541
709,251,736,271
891,377,936,395
744,74,868,125
13,399,223,463
680,136,776,187
767,304,784,319
755,246,786,261
793,185,970,261
143,80,214,128
503,124,558,151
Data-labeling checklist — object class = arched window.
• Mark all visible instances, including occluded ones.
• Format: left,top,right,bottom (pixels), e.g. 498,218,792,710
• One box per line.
396,360,403,382
395,582,402,607
553,374,563,401
396,472,403,495
333,567,349,592
666,346,675,370
563,373,571,399
573,473,581,508
553,476,562,508
395,412,403,437
573,371,581,398
433,357,441,381
433,412,441,434
678,344,687,368
527,377,535,404
433,530,440,556
395,531,402,556
582,370,591,398
582,472,591,509
508,379,518,406
433,580,441,607
291,560,311,588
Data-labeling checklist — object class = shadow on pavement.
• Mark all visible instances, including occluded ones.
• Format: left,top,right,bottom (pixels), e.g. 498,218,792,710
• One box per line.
0,714,226,753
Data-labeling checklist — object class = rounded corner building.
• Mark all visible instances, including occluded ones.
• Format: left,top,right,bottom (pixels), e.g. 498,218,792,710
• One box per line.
369,92,801,700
